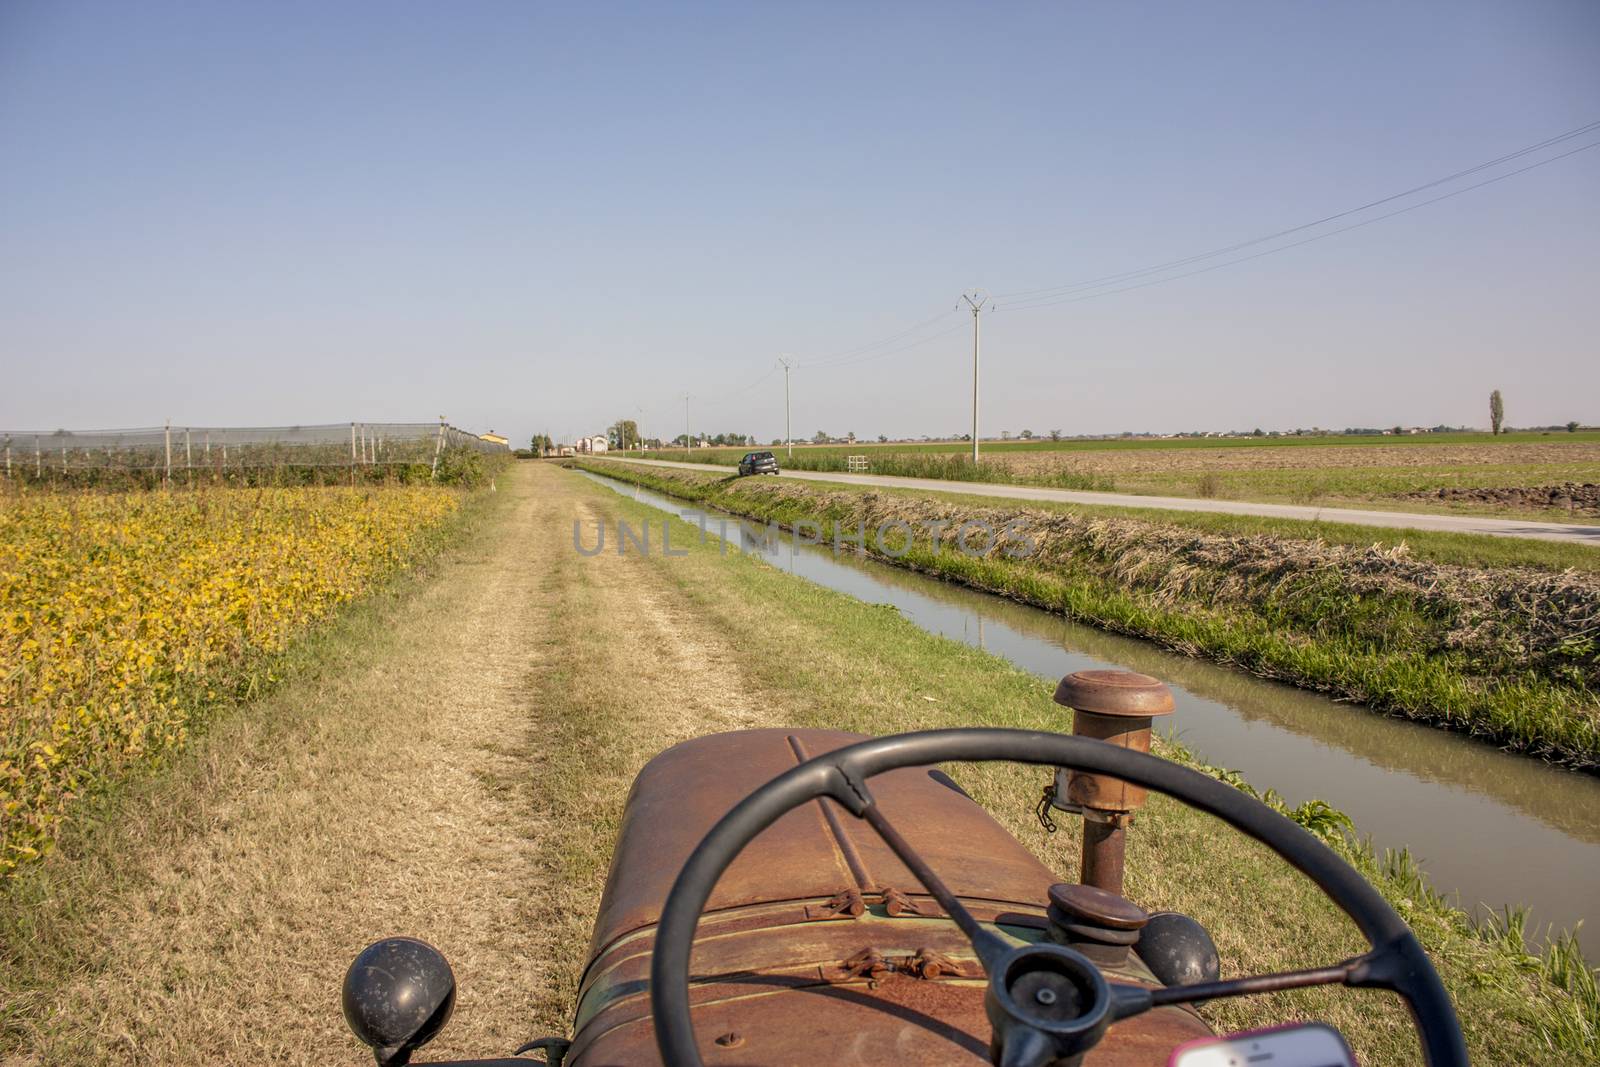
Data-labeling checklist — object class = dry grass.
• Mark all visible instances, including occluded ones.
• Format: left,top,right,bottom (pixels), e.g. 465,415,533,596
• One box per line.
519,495,798,1029
986,441,1600,477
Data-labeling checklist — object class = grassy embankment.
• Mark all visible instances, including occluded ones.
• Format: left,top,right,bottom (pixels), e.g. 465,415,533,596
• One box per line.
575,459,1600,768
645,431,1600,517
1,463,1592,1065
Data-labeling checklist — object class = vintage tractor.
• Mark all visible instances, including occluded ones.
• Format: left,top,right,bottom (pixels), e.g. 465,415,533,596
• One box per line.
341,671,1466,1066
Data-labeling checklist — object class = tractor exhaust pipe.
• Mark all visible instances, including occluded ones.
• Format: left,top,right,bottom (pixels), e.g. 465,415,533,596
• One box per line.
1049,670,1175,896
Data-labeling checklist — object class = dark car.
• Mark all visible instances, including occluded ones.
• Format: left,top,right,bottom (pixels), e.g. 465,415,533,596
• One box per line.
737,450,779,476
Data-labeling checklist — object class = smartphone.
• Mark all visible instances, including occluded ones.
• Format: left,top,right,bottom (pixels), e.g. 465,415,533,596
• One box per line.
1169,1022,1357,1067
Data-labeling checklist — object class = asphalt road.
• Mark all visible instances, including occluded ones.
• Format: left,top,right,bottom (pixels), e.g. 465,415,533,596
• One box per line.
596,455,1600,546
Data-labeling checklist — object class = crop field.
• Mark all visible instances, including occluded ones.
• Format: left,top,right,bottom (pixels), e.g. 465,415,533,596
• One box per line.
647,431,1600,516
0,485,461,877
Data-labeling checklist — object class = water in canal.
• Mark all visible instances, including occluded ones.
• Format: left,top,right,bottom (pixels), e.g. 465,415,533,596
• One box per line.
582,472,1600,957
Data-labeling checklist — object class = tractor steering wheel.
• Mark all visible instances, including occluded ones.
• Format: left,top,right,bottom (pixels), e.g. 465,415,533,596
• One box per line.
650,729,1467,1067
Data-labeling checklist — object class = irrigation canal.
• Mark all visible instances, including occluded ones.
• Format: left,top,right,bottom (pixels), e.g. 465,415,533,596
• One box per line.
582,471,1600,959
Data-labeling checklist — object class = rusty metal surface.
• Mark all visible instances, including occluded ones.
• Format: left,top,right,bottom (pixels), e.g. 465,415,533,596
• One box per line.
1049,883,1150,931
571,728,1212,1066
1081,817,1130,896
572,975,1210,1066
1052,670,1176,718
585,729,1062,965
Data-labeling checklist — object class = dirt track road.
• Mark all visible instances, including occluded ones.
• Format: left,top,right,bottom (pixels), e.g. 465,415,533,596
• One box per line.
599,456,1600,546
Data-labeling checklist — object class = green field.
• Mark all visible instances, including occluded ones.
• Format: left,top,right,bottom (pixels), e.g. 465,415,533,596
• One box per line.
637,431,1600,518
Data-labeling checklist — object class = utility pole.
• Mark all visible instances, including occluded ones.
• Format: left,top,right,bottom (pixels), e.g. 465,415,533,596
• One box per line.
778,356,794,459
962,290,989,463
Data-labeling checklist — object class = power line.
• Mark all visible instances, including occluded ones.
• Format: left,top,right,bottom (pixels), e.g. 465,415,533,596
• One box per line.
618,119,1599,430
993,118,1600,303
1000,137,1600,312
797,308,961,369
803,321,968,371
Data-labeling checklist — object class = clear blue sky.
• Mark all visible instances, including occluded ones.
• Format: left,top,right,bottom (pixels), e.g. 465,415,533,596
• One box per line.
2,1,1596,445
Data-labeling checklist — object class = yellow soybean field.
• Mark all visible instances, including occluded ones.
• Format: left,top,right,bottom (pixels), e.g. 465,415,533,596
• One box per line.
0,486,460,876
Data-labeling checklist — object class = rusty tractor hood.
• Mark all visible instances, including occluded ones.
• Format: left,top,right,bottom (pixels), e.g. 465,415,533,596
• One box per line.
570,728,1209,1065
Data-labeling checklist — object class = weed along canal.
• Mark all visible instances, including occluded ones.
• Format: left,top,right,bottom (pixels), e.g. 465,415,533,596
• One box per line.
581,470,1600,959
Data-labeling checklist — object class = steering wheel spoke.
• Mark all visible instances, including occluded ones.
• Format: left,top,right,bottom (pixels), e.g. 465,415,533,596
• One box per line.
858,797,1011,970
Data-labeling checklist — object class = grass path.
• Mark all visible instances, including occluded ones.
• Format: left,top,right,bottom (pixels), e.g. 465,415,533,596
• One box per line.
2,463,1590,1065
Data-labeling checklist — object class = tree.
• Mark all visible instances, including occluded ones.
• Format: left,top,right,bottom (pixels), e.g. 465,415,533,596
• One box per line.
1566,421,1580,433
529,433,553,456
1049,429,1061,441
609,420,639,450
812,430,829,444
1489,390,1504,435
877,434,888,443
1020,429,1034,439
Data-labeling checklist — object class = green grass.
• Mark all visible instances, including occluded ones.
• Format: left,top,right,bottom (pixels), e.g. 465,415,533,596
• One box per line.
574,474,1599,1065
576,459,1600,768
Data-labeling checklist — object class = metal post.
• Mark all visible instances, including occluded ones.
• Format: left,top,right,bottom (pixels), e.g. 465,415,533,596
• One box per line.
684,395,691,451
350,422,358,484
4,436,9,477
185,428,192,470
431,417,446,480
164,421,172,484
35,436,41,477
1046,670,1175,896
962,291,988,463
779,357,793,460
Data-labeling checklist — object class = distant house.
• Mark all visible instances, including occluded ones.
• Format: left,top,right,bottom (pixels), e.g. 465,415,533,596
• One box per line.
479,431,509,446
577,434,609,454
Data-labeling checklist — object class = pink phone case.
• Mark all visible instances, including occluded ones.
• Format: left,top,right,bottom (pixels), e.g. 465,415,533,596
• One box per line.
1167,1021,1358,1066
